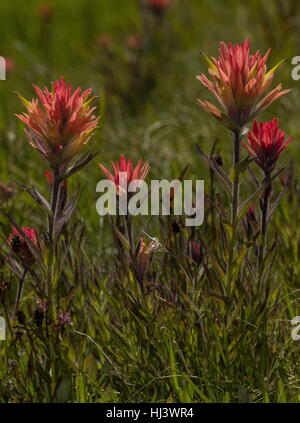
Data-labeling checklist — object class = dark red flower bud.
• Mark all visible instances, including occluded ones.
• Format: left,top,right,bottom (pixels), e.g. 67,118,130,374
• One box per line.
8,227,40,267
188,241,203,266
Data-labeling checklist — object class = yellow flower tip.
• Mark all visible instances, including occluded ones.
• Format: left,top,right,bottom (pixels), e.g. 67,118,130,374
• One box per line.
200,51,217,72
15,91,31,109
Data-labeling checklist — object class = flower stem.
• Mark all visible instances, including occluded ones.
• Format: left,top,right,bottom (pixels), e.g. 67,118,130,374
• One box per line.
49,167,61,242
14,268,27,318
258,172,271,270
125,214,135,258
47,166,62,320
227,130,241,290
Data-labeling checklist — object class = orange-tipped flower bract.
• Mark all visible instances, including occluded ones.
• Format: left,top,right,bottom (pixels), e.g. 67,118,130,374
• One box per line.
16,77,99,166
243,118,293,173
197,39,290,129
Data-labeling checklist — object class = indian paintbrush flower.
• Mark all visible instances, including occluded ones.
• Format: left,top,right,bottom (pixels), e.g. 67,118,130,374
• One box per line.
243,119,293,265
197,39,290,130
188,241,203,266
8,227,40,267
16,77,99,167
243,118,293,173
99,154,150,195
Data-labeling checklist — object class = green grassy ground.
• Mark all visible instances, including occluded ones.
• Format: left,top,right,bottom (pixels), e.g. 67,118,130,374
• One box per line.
1,0,300,403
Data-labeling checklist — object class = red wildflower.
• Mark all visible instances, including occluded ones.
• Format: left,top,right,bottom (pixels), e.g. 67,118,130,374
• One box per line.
243,118,293,173
16,77,99,166
188,241,203,266
246,204,257,222
8,227,40,266
197,40,290,129
148,0,171,9
99,154,149,195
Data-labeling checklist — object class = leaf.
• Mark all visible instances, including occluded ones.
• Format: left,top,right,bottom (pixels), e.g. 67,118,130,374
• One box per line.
237,168,285,222
112,225,130,252
223,221,233,239
55,376,73,403
12,179,51,213
209,253,227,285
262,236,278,284
76,373,86,403
229,156,255,183
196,143,232,197
61,286,79,310
267,191,285,224
202,290,229,304
232,246,248,279
54,188,80,239
61,150,102,181
237,185,265,222
84,354,98,381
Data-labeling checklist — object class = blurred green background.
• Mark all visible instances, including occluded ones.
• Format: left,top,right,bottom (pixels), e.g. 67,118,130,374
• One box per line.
0,1,298,250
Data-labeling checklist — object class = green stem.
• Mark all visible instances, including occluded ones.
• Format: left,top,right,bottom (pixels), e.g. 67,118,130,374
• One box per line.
210,167,216,237
49,167,61,242
258,172,271,271
125,214,135,257
14,268,27,318
227,130,241,290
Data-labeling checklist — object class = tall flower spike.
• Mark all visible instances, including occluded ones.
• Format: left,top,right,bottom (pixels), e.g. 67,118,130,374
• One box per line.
197,39,291,129
243,118,293,173
16,77,99,166
99,154,150,195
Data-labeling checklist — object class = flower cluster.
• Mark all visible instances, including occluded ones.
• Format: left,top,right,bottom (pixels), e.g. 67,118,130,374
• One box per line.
8,227,39,267
243,118,293,173
99,154,150,195
16,77,99,166
197,39,290,129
